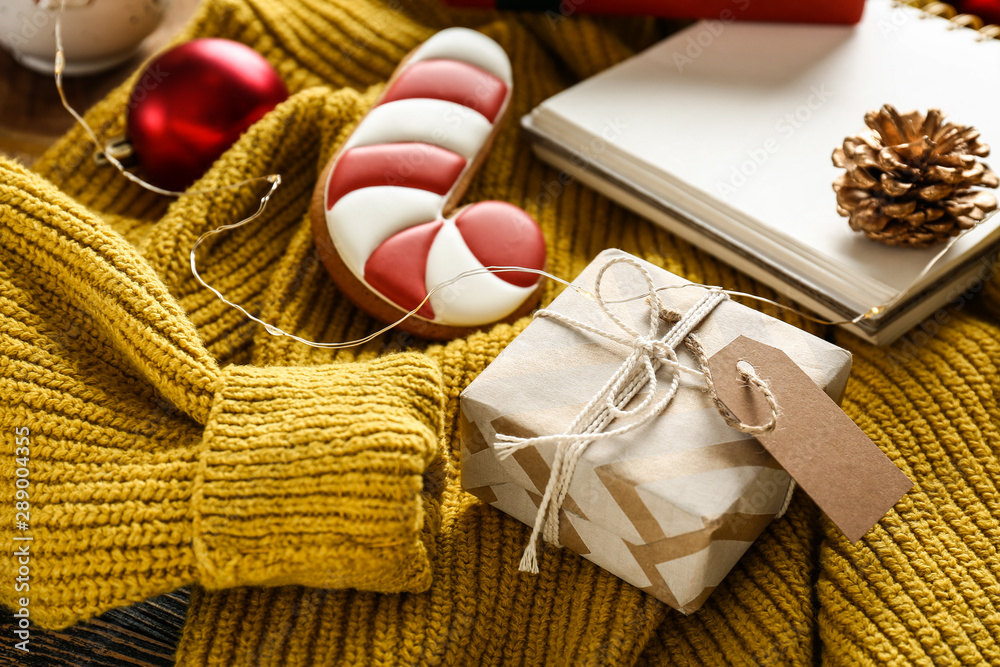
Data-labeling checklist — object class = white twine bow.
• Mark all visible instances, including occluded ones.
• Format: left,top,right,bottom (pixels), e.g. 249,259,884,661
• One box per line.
494,256,780,574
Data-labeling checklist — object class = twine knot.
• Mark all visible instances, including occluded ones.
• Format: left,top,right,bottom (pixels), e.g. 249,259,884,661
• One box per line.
494,256,783,574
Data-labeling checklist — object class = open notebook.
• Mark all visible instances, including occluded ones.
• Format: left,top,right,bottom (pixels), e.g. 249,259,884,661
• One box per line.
522,0,1000,344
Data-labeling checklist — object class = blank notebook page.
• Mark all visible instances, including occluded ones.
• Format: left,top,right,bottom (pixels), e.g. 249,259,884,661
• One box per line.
537,0,1000,296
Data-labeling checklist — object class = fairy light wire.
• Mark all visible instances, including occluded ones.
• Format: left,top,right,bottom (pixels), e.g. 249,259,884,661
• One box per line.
49,0,997,349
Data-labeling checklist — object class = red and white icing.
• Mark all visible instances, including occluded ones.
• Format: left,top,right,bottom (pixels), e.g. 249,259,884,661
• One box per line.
322,27,545,327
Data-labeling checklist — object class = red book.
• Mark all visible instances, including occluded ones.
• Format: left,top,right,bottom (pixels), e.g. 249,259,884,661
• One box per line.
442,0,865,24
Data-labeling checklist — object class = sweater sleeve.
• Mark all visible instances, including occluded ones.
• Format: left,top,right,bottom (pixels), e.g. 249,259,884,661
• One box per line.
0,158,444,629
194,361,441,593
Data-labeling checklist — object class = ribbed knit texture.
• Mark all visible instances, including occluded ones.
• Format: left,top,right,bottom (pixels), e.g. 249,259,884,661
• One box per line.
196,363,441,592
0,162,443,628
3,0,1000,664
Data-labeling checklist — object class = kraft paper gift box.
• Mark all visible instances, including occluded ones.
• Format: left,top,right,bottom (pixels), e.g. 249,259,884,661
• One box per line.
459,249,853,614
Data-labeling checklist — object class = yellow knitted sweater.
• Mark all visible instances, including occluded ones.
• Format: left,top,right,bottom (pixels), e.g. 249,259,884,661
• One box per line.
4,0,1000,664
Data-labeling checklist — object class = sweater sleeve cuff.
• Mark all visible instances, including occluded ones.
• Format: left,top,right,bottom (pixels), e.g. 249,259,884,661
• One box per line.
192,354,443,593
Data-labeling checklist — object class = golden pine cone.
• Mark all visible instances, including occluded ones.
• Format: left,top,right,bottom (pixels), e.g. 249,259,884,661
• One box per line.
832,104,999,247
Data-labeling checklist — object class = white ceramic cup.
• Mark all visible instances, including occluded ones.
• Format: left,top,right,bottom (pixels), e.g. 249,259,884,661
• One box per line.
0,0,170,75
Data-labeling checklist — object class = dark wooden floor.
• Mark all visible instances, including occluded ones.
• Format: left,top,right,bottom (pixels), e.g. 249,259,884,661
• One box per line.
1,2,200,665
0,590,190,666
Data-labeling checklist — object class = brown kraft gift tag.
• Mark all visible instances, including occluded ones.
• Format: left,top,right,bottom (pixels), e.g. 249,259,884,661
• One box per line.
708,335,913,543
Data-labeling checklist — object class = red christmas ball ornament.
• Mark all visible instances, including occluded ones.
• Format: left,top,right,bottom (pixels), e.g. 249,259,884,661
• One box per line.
953,0,1000,25
126,38,288,191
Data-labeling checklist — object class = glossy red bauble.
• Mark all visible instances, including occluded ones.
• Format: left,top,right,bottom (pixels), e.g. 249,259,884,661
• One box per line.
126,38,288,191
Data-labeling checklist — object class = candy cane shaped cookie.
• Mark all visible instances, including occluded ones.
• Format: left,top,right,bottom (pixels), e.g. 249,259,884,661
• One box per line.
310,28,546,340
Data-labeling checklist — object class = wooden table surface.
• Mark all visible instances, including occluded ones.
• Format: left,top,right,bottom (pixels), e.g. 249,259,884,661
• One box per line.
1,3,200,665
